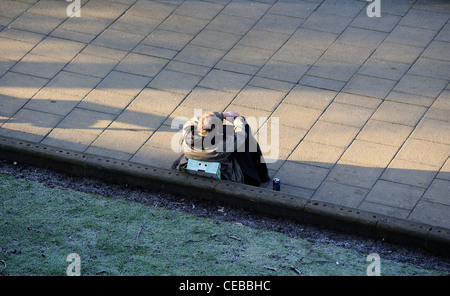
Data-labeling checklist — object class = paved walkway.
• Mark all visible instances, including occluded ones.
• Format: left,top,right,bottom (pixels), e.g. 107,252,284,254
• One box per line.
0,0,449,231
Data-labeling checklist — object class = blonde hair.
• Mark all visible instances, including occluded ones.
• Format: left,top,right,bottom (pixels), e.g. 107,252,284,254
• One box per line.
198,112,220,137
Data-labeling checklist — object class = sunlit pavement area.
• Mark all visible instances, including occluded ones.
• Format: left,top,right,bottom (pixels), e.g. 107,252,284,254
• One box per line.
0,0,449,233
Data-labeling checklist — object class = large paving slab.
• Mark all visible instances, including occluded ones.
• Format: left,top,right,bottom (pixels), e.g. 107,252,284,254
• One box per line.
0,0,450,244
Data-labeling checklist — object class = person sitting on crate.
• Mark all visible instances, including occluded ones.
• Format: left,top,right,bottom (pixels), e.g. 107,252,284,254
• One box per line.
172,111,270,186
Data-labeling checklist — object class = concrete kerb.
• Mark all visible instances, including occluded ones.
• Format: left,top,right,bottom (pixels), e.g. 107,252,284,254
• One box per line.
83,155,218,201
427,227,450,255
0,136,87,176
303,200,379,237
0,135,449,255
214,181,308,221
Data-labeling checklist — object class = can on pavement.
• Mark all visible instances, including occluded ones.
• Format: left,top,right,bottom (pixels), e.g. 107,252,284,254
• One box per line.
273,178,280,191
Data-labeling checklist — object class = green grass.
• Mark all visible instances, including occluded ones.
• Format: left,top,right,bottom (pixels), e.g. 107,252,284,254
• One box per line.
0,173,446,276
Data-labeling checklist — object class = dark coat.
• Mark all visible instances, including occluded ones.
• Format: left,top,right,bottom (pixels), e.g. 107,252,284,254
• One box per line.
173,115,269,186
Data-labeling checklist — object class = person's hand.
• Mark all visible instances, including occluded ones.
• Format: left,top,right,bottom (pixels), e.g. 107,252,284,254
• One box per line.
222,111,240,118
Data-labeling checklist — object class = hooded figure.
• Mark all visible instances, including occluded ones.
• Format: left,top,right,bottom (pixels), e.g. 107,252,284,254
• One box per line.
173,111,270,186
